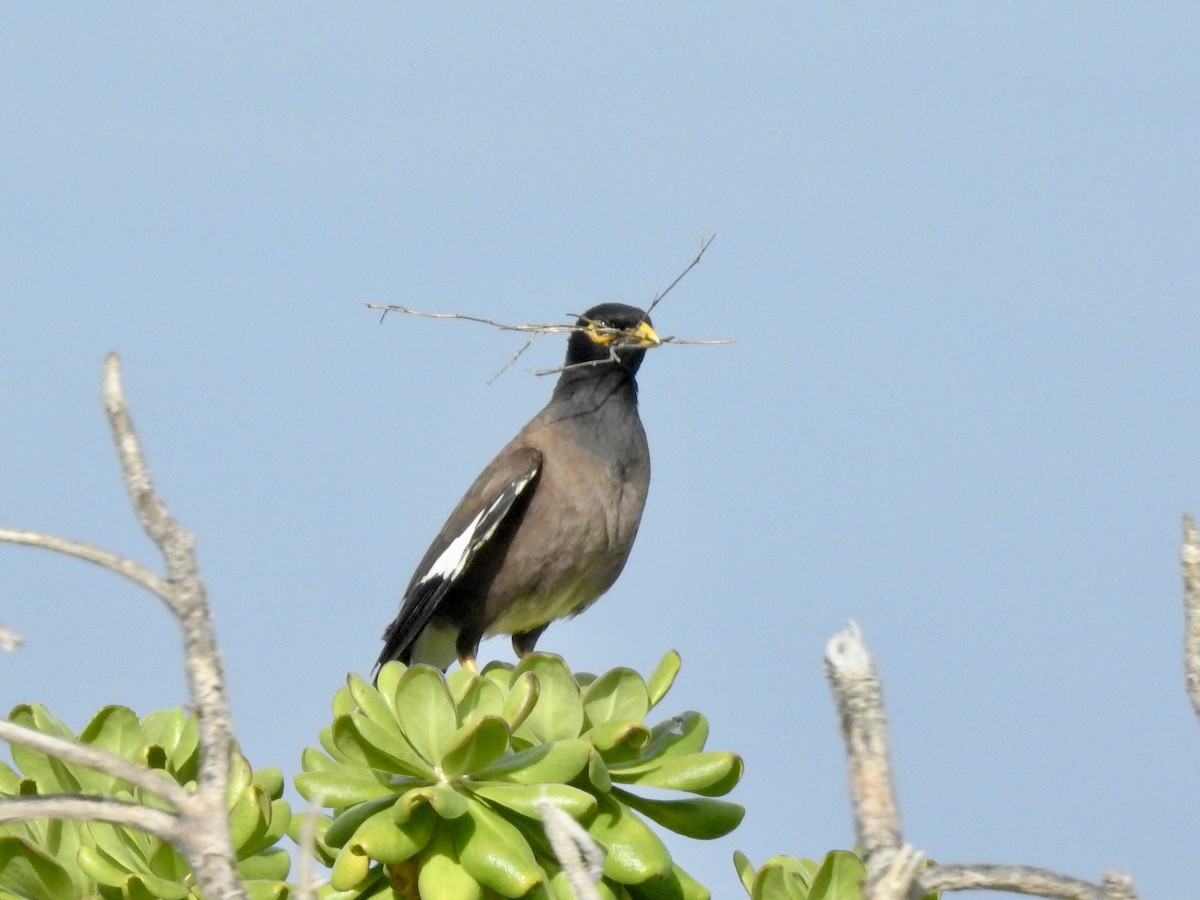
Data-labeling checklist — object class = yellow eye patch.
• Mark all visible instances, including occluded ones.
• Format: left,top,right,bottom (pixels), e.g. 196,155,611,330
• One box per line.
584,319,661,348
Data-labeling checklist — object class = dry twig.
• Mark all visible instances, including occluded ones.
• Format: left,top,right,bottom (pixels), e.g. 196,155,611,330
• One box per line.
0,353,247,900
364,235,731,381
1181,514,1200,728
824,623,1137,900
540,797,604,900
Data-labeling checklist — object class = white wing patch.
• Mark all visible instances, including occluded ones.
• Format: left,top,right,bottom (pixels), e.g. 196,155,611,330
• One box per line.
416,470,539,588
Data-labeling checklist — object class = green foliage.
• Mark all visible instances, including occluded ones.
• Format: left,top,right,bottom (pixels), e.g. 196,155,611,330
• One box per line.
0,704,292,900
295,650,744,899
733,850,941,900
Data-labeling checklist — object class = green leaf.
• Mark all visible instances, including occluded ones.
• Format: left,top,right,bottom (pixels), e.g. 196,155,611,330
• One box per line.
588,721,652,760
440,716,511,779
512,655,583,744
501,671,540,732
391,666,459,764
349,804,436,864
228,784,272,854
332,686,357,718
588,794,671,885
346,674,404,737
646,651,681,710
454,796,542,897
330,841,373,892
613,752,742,797
332,714,430,778
470,782,597,821
77,706,147,790
327,797,402,848
610,714,708,775
395,784,469,822
7,705,81,794
0,836,76,900
808,850,865,900
374,661,408,719
238,846,291,882
472,739,591,786
613,790,743,839
582,668,650,728
588,748,612,793
750,857,811,900
456,677,506,722
255,768,285,800
733,851,757,896
418,823,483,900
245,878,292,900
628,863,711,900
295,769,394,808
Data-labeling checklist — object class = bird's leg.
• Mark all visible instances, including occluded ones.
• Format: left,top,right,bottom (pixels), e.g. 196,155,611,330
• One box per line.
512,625,549,659
457,630,483,674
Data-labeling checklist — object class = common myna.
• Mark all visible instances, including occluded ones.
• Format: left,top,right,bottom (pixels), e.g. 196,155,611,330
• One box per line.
376,303,660,674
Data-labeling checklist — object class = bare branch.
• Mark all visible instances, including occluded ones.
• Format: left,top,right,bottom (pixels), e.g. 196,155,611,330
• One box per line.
0,527,170,601
643,232,715,319
0,795,181,844
540,798,604,900
924,864,1134,899
100,353,245,899
824,622,903,864
295,792,325,900
825,623,1138,900
0,718,190,809
0,621,21,652
1181,514,1200,728
867,844,924,900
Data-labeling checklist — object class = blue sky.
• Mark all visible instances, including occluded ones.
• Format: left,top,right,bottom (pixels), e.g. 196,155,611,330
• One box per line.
3,6,1198,898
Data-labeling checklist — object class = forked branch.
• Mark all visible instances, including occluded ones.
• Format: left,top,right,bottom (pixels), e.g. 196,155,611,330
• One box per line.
0,353,247,900
825,623,1136,900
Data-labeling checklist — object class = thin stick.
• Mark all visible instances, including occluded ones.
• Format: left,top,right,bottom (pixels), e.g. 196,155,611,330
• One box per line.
101,354,246,899
0,622,21,652
1181,514,1200,728
0,796,181,845
0,718,191,809
643,233,715,319
0,528,171,602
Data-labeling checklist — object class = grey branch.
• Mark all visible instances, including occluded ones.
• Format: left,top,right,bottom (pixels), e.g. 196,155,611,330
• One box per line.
0,621,21,651
0,718,190,809
0,354,247,900
924,865,1136,899
824,621,903,865
0,795,181,844
825,622,1137,899
295,792,325,900
540,798,604,900
0,527,170,602
99,352,245,898
1181,514,1200,728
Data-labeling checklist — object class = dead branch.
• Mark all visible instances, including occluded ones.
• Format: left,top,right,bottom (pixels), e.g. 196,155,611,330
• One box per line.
0,353,247,900
0,622,21,652
365,235,730,381
643,232,715,318
540,798,604,900
0,795,181,845
0,718,190,808
824,623,1137,900
0,528,170,600
1181,514,1200,728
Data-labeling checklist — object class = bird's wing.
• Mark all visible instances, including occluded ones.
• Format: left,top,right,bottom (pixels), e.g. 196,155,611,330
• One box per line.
377,445,543,668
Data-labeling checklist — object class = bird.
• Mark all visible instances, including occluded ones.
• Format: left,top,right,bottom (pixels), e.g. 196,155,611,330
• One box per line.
376,302,661,675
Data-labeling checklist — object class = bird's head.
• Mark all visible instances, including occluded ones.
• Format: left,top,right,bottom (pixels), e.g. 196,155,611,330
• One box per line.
564,303,661,376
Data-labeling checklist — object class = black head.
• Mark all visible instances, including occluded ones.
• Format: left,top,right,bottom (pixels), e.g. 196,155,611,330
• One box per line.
562,303,660,376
